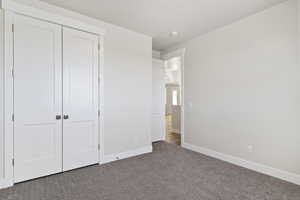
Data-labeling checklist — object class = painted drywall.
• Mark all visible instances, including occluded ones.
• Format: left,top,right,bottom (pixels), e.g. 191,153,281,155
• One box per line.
298,0,300,59
0,9,4,180
103,26,152,155
164,0,300,175
152,50,161,59
2,0,152,161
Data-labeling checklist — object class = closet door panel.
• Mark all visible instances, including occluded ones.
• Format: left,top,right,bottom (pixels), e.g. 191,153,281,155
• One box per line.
63,27,99,171
13,15,62,183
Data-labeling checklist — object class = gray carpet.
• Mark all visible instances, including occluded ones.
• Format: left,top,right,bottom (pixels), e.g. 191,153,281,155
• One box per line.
0,142,299,200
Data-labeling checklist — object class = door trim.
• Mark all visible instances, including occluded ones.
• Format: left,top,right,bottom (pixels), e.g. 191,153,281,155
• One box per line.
3,10,14,188
3,10,105,188
98,34,105,166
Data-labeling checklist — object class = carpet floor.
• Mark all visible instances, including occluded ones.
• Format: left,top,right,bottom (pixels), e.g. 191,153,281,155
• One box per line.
0,142,299,200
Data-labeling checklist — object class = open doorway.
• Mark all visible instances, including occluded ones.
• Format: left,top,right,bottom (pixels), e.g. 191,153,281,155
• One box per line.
164,57,182,145
151,49,184,146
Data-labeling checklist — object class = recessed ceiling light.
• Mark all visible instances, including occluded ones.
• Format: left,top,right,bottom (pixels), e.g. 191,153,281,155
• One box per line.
170,31,179,37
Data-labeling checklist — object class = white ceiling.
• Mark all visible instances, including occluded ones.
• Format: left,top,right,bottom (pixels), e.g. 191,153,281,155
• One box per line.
40,0,286,50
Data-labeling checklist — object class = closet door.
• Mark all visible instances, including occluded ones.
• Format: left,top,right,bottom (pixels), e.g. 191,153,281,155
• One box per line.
14,15,62,182
63,27,99,171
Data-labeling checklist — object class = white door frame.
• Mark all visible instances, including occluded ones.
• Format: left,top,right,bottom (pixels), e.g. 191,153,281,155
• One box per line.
3,2,105,188
161,48,186,146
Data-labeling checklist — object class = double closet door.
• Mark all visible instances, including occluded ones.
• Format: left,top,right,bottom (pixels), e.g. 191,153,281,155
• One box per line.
13,14,99,183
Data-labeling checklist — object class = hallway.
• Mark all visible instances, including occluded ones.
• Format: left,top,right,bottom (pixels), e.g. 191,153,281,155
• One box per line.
165,115,181,145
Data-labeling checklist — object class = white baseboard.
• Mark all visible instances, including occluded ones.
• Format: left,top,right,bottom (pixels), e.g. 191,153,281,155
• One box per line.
100,145,153,165
182,143,300,186
0,179,13,190
152,136,166,142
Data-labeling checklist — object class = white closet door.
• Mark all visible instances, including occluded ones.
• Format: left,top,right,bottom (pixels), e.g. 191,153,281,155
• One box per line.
14,15,62,183
152,59,166,142
63,27,99,171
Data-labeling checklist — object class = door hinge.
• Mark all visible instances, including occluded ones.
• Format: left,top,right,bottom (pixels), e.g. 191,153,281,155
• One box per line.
98,43,100,50
12,159,14,166
12,114,14,122
98,77,100,83
12,24,14,32
98,144,100,150
98,110,100,117
12,69,14,78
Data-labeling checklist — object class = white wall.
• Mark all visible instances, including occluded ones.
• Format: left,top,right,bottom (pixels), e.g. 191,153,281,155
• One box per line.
103,26,152,155
0,9,4,180
152,50,161,59
0,0,152,170
165,0,300,176
298,0,300,60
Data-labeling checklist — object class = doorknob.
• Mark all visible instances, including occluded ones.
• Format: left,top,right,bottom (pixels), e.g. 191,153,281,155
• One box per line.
56,115,61,120
63,115,69,120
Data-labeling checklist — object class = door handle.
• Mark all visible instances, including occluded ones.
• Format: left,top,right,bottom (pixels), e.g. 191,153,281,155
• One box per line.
63,115,69,120
56,115,61,120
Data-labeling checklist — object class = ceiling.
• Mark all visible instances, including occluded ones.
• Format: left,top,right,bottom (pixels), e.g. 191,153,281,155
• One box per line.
40,0,286,50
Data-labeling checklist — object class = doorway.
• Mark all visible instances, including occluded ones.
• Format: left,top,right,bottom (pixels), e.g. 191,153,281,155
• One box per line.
164,57,182,145
151,49,185,146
